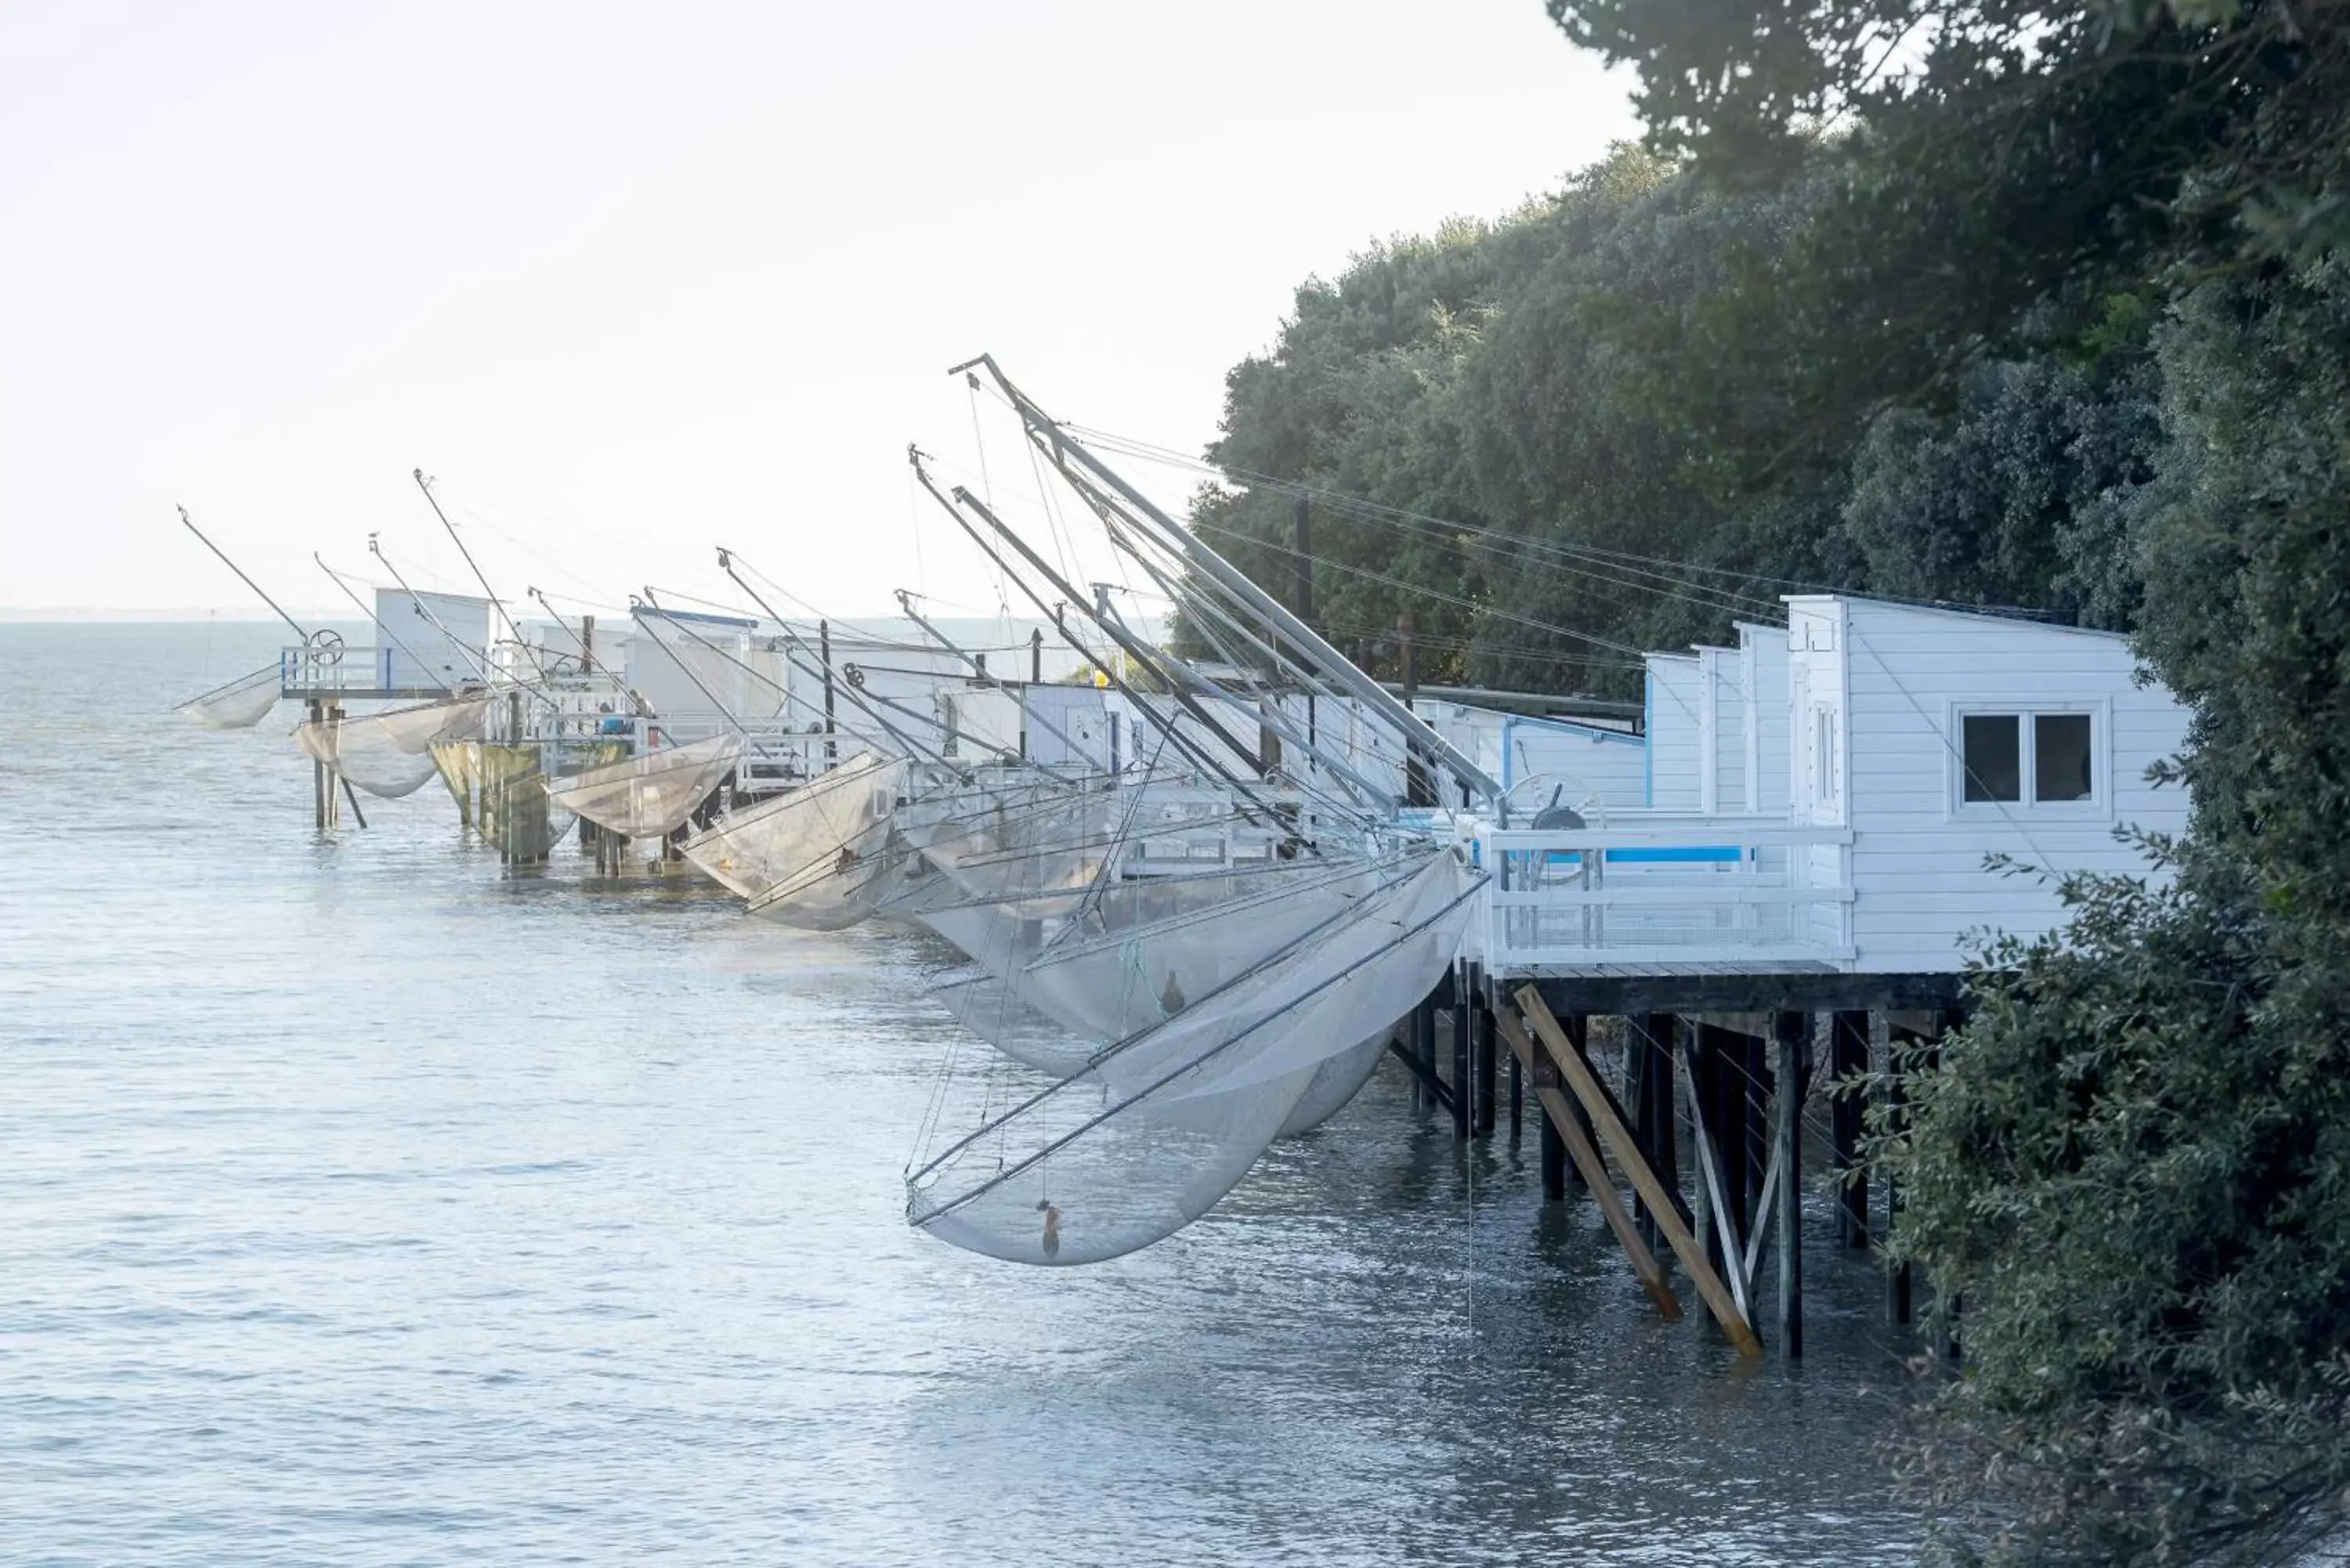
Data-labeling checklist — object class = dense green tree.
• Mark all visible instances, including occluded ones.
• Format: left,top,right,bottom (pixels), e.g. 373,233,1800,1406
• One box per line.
1513,0,2350,1559
1840,350,2160,624
1185,1,2350,1557
1878,256,2350,1566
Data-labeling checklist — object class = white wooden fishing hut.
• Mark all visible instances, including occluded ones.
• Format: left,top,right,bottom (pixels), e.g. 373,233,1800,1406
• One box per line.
1400,594,2193,1363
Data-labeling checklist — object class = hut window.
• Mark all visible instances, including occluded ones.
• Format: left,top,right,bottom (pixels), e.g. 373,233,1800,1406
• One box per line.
1961,714,2023,803
1958,709,2100,807
2035,714,2095,802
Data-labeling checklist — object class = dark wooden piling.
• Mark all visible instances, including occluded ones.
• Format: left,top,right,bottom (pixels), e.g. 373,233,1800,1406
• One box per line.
1506,995,1523,1141
1411,993,1437,1115
1448,965,1471,1140
1537,1040,1567,1201
1696,1024,1750,1271
1629,1013,1679,1247
307,699,326,829
1883,1016,1932,1326
1471,973,1498,1138
1508,991,1759,1355
1741,1028,1770,1243
1830,1009,1871,1249
1773,1010,1807,1358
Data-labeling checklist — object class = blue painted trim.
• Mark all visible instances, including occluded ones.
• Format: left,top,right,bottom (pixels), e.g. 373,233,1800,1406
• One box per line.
1537,846,1741,868
1609,846,1740,864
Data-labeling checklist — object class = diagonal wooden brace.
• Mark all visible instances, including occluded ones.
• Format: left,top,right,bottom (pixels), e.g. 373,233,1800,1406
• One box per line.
1513,985,1763,1358
1494,1009,1683,1322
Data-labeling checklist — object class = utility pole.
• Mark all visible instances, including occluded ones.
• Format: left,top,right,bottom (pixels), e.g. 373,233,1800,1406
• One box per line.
819,619,837,769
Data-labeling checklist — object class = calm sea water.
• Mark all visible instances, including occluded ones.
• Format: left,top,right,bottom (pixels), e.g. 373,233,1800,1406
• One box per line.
0,622,1922,1566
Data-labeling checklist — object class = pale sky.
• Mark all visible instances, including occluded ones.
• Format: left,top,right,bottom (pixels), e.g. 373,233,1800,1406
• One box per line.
1,1,1633,618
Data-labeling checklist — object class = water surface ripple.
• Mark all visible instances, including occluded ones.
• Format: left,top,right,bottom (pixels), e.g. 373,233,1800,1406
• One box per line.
0,623,1919,1566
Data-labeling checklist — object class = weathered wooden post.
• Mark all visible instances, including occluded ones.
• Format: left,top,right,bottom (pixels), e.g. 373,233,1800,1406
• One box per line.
1506,1036,1522,1141
1741,1028,1770,1241
1472,974,1498,1138
307,698,326,829
324,703,344,827
1448,965,1470,1140
1773,1010,1807,1358
1830,1009,1871,1248
1411,992,1438,1116
1691,1024,1721,1274
1560,1014,1593,1192
1537,1043,1567,1201
1884,1015,1933,1326
1630,1013,1679,1248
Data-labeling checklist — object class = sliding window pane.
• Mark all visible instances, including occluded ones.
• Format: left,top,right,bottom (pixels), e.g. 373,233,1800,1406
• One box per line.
1962,714,2022,802
2036,713,2094,802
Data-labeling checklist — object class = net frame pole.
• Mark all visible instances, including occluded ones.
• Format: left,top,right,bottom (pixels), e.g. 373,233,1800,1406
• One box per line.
953,354,1503,811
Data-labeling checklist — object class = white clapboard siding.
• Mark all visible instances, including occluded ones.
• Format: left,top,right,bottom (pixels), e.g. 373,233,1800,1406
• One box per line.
1412,700,1509,793
377,587,494,693
1643,652,1704,811
1786,596,2191,970
1697,645,1746,814
1738,622,1792,815
1500,713,1649,811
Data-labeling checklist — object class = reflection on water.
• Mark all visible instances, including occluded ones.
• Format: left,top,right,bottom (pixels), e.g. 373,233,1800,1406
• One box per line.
0,623,1921,1565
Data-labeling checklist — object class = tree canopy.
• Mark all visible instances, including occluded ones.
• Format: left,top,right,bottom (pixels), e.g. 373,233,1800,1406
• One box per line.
1189,1,2350,1559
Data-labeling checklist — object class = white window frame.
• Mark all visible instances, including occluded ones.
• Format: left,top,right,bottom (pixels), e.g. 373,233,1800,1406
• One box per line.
1947,701,2110,819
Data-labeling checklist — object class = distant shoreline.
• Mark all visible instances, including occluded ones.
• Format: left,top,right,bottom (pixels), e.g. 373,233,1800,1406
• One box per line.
0,609,355,623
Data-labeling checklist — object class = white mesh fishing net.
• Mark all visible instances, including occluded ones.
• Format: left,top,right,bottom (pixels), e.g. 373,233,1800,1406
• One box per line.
906,851,1480,1266
679,753,913,930
175,667,280,730
547,733,742,838
920,858,1397,1073
292,696,491,798
682,752,901,897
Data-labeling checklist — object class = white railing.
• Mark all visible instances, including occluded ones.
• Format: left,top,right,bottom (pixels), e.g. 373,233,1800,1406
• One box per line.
279,645,461,696
1473,817,1854,974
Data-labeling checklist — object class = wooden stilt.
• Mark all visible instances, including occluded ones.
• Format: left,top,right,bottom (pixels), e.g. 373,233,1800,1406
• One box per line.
1538,1043,1567,1200
1494,1009,1681,1322
1699,1023,1751,1270
1884,1017,1929,1327
308,699,326,829
1412,995,1437,1115
1561,1015,1593,1193
1741,1029,1770,1241
1678,1029,1751,1324
1689,1030,1719,1274
1513,987,1762,1357
1473,974,1498,1139
1629,1013,1679,1248
1449,966,1471,1140
1506,1024,1523,1141
1773,1010,1806,1359
1830,1009,1871,1249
